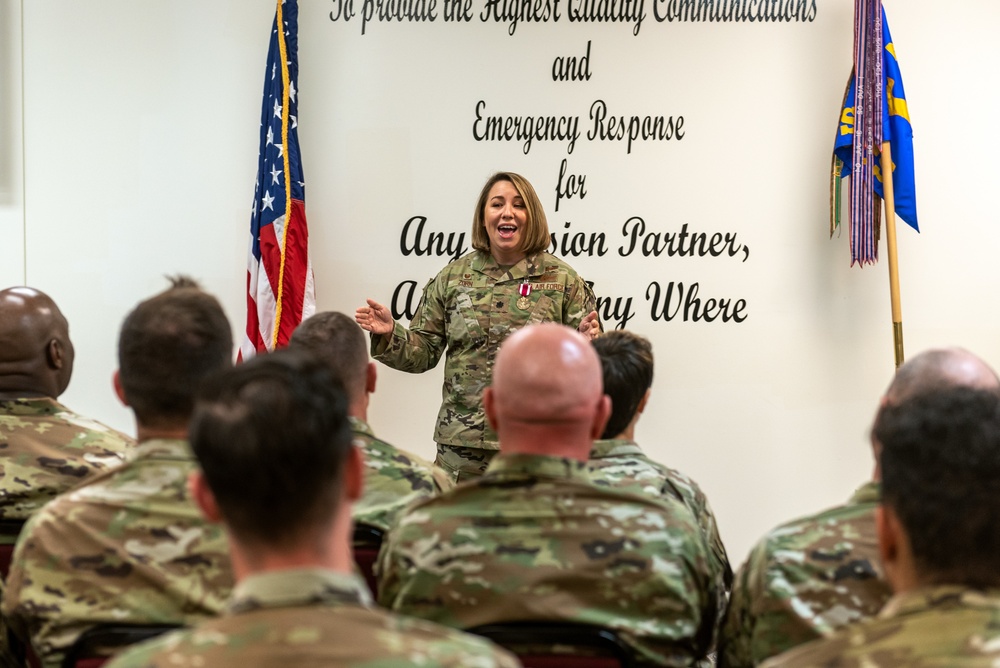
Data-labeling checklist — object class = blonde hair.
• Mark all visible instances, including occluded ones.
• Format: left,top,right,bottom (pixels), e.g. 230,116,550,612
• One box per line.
471,172,550,257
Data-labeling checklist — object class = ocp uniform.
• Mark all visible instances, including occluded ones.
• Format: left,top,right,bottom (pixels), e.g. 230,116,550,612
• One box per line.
372,250,598,479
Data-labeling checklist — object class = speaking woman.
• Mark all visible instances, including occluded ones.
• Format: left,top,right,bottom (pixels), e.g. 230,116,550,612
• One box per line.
356,172,601,483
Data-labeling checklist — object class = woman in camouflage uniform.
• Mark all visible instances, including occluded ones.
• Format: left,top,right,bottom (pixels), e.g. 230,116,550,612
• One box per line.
356,172,600,483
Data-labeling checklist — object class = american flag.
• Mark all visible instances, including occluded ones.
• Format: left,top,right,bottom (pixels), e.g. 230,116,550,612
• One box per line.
241,0,315,360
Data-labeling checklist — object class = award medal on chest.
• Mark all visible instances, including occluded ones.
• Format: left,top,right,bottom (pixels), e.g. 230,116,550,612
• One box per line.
517,282,532,310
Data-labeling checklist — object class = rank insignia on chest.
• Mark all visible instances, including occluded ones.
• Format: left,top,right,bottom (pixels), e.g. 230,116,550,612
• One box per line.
517,282,532,310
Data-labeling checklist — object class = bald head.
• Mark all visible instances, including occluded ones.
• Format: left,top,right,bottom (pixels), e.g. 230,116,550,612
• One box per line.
485,324,609,460
870,347,999,481
885,348,999,403
0,287,74,398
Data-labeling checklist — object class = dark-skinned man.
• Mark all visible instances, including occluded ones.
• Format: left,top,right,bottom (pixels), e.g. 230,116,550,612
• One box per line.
0,287,131,524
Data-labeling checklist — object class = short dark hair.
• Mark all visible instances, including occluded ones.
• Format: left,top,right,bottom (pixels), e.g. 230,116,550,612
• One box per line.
873,387,1000,588
592,331,654,439
117,277,233,427
190,350,353,547
287,312,367,401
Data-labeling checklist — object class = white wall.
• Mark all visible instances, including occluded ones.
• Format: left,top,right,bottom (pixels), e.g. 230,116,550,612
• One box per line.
0,0,24,287
12,0,1000,565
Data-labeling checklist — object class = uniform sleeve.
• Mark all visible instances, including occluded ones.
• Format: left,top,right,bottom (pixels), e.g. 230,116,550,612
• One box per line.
717,540,768,668
371,275,449,374
560,269,601,332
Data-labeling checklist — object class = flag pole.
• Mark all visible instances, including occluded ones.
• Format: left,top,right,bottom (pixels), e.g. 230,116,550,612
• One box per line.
881,141,904,368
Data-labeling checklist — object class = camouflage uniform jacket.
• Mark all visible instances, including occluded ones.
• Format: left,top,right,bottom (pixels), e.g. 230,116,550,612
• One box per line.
589,438,733,624
0,397,132,524
104,569,521,668
351,416,451,531
377,453,718,667
2,438,233,668
371,251,597,450
759,586,1000,667
718,481,889,668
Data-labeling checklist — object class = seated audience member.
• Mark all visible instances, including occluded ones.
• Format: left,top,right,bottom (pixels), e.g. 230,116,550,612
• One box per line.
288,311,450,531
762,387,1000,666
378,323,718,667
3,278,235,668
0,287,132,523
105,351,520,668
589,331,732,609
719,348,1000,667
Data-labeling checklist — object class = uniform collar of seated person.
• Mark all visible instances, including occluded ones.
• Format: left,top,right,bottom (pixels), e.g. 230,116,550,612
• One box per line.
376,323,720,667
760,386,1000,668
103,350,518,668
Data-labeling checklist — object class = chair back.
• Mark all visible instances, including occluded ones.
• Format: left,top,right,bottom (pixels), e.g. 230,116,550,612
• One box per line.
0,518,26,578
470,622,636,668
61,624,180,668
352,523,384,596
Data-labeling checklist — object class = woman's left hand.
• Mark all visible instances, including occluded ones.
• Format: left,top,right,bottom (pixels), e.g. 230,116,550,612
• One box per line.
578,310,601,341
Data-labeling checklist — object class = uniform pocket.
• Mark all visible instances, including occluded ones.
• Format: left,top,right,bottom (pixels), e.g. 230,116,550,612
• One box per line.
448,290,487,344
526,294,556,326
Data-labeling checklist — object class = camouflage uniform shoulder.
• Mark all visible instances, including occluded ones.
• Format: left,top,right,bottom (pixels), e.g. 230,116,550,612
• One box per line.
3,438,233,668
378,454,717,667
0,397,134,521
589,439,732,587
760,586,1000,668
350,417,444,531
719,481,889,668
105,569,520,668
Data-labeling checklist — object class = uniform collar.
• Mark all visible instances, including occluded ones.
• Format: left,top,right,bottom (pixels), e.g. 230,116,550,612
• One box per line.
484,453,591,483
0,396,63,415
348,416,374,438
471,251,547,281
879,585,1000,620
590,438,641,459
227,569,372,615
129,438,193,463
849,480,880,505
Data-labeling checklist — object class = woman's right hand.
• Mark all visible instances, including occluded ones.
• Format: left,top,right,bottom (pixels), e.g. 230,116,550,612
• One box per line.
355,298,395,335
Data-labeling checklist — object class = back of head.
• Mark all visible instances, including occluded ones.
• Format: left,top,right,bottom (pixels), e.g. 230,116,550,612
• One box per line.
189,349,352,549
287,311,367,402
489,323,606,457
0,287,74,397
592,330,653,439
873,386,1000,588
885,347,1000,403
118,277,232,428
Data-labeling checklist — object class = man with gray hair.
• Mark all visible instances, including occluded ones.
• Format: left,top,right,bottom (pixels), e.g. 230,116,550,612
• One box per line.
718,347,1000,667
764,385,1000,666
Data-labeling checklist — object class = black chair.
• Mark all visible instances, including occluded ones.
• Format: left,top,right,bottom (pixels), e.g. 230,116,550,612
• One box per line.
0,518,26,579
352,523,384,596
470,622,637,668
61,624,181,668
